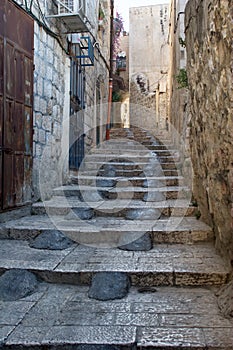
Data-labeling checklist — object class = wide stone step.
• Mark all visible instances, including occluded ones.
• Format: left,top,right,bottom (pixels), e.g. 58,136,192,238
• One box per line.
52,184,190,200
84,161,180,171
78,169,179,177
99,143,175,151
109,134,173,144
0,240,229,286
92,148,177,157
73,175,184,187
31,197,196,218
84,154,180,163
2,283,232,349
0,215,214,244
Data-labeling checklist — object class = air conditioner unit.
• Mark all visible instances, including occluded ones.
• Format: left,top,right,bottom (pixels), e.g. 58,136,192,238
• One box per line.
46,0,88,33
58,0,86,17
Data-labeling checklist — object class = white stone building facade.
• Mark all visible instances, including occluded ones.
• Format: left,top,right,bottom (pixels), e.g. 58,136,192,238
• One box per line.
129,4,170,131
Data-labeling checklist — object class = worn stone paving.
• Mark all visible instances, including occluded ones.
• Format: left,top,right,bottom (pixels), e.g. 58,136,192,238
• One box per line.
0,240,229,286
1,284,233,349
0,215,214,244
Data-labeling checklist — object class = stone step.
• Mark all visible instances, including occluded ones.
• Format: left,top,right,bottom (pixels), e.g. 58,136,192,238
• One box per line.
74,175,184,187
77,169,179,177
84,154,180,163
52,185,190,200
0,240,229,286
0,215,214,244
134,142,174,148
109,132,173,142
84,161,180,171
31,197,196,218
92,148,177,157
110,133,151,139
99,143,175,151
2,283,232,349
106,137,174,146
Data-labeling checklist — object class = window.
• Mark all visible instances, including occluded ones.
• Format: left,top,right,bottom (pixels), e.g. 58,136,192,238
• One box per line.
116,51,127,71
69,44,86,114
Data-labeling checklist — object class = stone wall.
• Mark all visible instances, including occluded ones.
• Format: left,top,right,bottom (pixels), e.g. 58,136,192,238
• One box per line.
83,0,110,150
168,0,189,140
118,34,129,91
130,77,156,130
32,15,70,201
185,0,233,265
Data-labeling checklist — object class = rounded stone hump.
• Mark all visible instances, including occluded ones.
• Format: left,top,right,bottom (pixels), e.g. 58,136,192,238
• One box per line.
88,272,131,301
66,208,95,221
118,232,153,251
29,229,75,250
125,208,161,220
0,269,39,301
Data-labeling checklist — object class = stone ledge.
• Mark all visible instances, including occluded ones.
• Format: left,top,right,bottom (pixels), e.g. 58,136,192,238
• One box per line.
0,241,229,287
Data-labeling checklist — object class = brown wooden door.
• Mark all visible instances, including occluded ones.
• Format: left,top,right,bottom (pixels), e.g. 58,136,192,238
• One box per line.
0,0,34,211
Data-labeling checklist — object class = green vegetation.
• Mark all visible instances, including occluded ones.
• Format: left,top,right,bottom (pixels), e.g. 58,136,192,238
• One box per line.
175,68,188,89
179,37,186,48
195,210,201,220
112,91,122,102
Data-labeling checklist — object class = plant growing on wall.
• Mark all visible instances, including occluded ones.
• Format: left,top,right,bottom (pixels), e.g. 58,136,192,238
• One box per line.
113,12,124,56
179,37,186,48
112,91,122,102
99,6,105,20
175,68,188,89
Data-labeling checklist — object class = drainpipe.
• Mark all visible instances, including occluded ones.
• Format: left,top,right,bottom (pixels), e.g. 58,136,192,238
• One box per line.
106,0,114,140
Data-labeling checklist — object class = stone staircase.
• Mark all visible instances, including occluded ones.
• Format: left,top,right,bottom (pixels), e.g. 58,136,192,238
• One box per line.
0,127,232,349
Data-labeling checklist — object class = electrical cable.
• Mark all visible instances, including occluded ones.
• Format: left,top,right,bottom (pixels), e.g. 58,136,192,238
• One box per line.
16,0,110,70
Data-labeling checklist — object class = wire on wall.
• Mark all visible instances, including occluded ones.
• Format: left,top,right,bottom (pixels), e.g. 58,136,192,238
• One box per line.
13,0,110,71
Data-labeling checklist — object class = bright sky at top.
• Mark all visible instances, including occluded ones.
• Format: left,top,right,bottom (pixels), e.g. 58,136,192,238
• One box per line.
115,0,169,32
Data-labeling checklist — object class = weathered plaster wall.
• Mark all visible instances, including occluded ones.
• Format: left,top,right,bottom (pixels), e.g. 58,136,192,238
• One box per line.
185,0,233,265
129,4,169,130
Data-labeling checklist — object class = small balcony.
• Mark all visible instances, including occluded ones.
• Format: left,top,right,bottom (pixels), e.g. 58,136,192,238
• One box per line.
46,0,88,33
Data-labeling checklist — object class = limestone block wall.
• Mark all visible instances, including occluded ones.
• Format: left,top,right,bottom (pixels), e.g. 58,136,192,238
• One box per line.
33,21,70,201
130,78,156,130
168,0,189,140
185,0,233,265
82,0,110,150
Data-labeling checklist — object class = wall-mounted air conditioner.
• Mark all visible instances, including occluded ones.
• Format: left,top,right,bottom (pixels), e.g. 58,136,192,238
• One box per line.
58,0,86,18
46,0,88,33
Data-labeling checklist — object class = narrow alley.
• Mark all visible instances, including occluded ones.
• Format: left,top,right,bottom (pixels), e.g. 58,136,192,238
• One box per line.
0,0,232,349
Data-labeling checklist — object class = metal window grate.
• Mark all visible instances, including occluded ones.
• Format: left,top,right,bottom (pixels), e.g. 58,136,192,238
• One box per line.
77,36,94,67
59,0,74,13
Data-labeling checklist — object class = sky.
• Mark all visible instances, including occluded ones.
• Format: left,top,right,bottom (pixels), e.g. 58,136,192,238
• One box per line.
115,0,170,31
